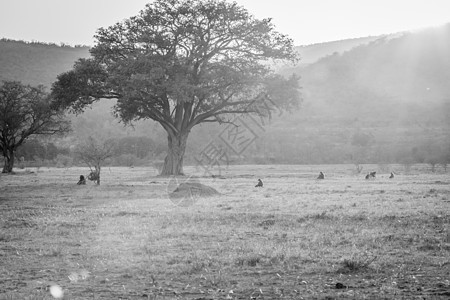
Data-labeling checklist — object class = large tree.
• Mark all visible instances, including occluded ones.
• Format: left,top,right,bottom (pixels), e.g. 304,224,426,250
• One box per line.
0,81,69,173
52,0,301,175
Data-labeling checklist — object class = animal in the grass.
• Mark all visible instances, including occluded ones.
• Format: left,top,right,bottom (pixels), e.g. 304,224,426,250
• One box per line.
88,171,99,181
389,172,394,179
317,171,325,179
77,175,86,185
365,172,376,179
255,179,263,187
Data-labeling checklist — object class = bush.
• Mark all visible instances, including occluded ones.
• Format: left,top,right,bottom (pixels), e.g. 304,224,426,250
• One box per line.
425,156,439,172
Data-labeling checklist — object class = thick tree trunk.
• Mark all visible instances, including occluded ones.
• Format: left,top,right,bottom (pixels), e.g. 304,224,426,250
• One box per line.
161,133,188,176
2,149,14,173
2,148,14,173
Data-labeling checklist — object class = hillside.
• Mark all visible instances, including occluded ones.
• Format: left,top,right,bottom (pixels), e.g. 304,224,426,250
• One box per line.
0,39,90,88
303,26,450,105
190,24,450,166
294,36,379,65
0,36,377,88
266,24,450,164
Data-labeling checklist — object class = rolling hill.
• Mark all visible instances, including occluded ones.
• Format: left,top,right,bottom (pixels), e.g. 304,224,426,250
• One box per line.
0,39,90,88
294,36,379,65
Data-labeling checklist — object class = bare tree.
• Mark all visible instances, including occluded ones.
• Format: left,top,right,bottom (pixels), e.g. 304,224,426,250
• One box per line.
75,137,114,185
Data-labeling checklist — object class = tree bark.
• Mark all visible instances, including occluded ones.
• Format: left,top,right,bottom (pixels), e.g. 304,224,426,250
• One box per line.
2,148,15,173
95,165,101,185
161,132,188,176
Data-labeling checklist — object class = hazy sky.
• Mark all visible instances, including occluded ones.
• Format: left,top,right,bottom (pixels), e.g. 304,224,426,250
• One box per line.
0,0,448,46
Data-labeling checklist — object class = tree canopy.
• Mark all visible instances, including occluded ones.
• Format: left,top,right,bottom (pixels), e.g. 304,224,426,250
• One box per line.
0,81,69,173
52,0,301,175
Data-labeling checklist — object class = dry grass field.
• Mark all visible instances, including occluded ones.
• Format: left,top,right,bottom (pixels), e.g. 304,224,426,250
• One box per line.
0,165,449,299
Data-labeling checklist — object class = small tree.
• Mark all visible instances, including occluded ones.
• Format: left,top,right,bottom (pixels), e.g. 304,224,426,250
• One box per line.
438,151,450,172
0,81,69,173
425,155,439,173
75,137,115,185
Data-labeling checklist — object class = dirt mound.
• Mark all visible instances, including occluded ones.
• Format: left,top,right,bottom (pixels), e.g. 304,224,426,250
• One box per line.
171,181,219,197
169,179,219,206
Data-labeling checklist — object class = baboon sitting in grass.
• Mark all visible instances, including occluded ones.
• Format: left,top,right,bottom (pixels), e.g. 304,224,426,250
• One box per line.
317,172,325,179
389,172,394,179
77,175,86,185
365,172,376,180
88,171,100,185
255,179,263,187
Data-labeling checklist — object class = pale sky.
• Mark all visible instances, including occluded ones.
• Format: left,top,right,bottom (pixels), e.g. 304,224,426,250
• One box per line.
0,0,448,46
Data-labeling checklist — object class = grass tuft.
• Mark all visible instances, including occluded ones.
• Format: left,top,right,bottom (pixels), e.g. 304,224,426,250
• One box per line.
339,253,377,273
236,255,261,267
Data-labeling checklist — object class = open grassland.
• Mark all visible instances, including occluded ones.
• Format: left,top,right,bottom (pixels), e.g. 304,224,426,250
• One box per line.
0,165,449,299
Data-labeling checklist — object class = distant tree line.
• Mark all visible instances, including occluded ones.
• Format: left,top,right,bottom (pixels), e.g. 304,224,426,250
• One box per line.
0,38,89,48
6,135,167,168
3,123,449,172
16,140,61,161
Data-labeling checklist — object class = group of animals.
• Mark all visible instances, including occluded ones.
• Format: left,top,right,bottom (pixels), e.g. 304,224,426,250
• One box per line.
77,171,395,187
254,171,395,187
76,172,100,185
364,171,395,179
